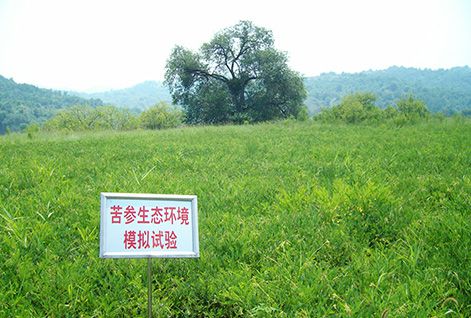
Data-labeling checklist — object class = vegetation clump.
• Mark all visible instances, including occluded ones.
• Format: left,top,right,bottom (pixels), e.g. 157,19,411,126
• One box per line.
43,105,137,132
315,92,430,124
139,102,183,130
38,102,183,133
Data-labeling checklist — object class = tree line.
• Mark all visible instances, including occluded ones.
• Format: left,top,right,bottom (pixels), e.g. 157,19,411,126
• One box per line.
3,21,470,135
0,75,102,134
305,66,471,115
29,102,183,133
22,91,448,138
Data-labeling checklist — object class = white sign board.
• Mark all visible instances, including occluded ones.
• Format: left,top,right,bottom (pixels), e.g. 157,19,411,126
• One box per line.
100,193,199,258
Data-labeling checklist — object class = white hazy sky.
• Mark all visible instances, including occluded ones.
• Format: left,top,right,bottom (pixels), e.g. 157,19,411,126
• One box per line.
0,0,470,91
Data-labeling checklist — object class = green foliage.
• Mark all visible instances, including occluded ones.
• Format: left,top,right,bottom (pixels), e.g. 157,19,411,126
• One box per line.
94,106,139,130
296,105,309,121
4,66,471,134
317,92,381,123
43,103,184,132
139,102,183,130
43,105,137,131
383,105,399,119
316,92,432,125
3,66,471,134
165,21,306,124
304,66,471,114
25,123,41,139
0,75,102,133
1,120,470,316
396,95,429,119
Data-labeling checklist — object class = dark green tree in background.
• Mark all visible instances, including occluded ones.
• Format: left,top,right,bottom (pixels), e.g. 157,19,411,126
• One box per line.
165,21,306,124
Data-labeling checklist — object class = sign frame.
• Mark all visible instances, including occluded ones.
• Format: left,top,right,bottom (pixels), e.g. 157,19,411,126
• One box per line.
100,192,199,259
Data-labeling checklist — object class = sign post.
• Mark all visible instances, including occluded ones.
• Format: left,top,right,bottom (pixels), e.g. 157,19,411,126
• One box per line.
100,193,199,317
147,257,152,318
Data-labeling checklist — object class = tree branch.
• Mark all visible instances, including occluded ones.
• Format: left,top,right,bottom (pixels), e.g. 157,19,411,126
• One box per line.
185,67,229,83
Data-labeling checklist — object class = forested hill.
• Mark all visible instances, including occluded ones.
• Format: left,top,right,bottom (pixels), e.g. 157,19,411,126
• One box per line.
2,66,470,133
305,66,471,114
0,76,102,133
74,81,171,111
73,67,471,115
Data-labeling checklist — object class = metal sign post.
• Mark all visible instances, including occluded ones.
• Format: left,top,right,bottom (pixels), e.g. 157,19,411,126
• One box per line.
99,193,199,317
148,257,152,318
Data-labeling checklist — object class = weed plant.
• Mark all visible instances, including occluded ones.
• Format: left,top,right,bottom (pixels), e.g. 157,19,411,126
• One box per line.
0,119,470,316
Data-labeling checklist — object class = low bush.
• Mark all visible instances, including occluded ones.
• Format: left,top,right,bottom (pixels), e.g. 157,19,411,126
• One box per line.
43,105,137,132
315,92,432,125
139,102,184,130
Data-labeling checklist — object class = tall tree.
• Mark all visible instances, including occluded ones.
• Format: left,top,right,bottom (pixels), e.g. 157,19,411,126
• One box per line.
165,21,306,124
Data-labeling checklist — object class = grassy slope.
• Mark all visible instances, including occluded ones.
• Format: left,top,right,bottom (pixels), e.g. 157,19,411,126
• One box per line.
0,120,470,317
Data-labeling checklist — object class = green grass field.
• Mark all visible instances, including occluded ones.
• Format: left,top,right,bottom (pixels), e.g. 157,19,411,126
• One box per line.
1,119,470,317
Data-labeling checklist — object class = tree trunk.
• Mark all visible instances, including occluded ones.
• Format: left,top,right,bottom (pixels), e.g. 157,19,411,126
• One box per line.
227,80,246,114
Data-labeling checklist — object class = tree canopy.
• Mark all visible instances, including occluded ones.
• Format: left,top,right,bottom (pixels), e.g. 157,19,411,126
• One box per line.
165,21,306,124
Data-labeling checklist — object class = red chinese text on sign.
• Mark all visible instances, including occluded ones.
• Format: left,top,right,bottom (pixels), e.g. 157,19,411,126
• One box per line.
100,193,199,258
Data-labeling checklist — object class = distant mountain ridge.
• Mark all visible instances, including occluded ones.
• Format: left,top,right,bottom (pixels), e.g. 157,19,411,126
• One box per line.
305,66,471,114
0,75,102,133
75,66,471,114
73,81,171,111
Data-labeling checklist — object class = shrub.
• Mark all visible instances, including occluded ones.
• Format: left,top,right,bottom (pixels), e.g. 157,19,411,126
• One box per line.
315,93,431,125
43,105,96,131
395,95,429,121
139,102,183,130
296,105,309,121
382,105,398,119
92,106,138,130
24,122,41,138
43,105,137,131
316,92,381,123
